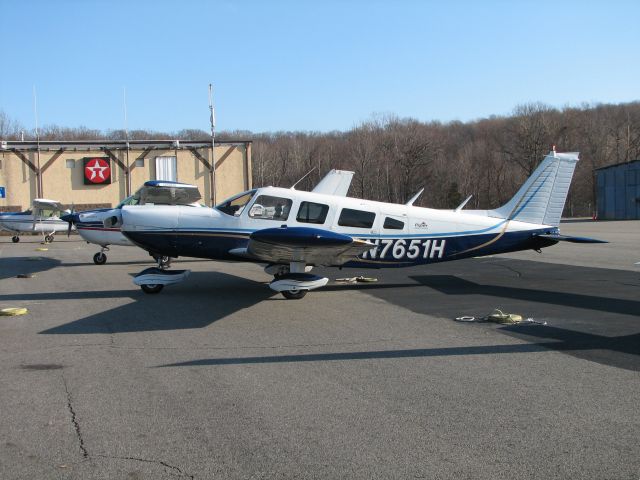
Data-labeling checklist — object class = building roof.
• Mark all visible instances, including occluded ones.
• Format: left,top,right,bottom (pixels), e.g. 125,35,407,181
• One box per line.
0,139,251,152
594,159,640,171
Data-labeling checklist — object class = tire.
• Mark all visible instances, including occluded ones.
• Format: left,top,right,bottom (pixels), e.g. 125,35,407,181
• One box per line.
11,236,19,243
282,289,307,300
93,252,107,265
141,284,164,294
44,234,54,243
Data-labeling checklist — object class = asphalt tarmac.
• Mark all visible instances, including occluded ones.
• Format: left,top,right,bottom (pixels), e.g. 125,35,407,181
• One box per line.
0,220,638,479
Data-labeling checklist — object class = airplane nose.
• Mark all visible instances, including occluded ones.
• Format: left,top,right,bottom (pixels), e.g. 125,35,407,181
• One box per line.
60,212,78,224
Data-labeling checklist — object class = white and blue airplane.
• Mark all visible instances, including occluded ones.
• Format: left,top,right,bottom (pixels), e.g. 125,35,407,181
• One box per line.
61,181,203,264
62,171,355,265
0,198,71,243
111,151,605,298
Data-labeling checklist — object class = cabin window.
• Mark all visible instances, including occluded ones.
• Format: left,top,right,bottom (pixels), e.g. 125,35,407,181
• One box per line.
249,195,293,221
297,201,329,224
215,189,256,216
338,208,376,228
383,217,404,230
39,208,58,218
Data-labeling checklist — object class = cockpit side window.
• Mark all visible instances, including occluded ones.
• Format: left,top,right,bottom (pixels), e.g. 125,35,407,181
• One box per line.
39,208,57,218
248,195,293,221
215,190,257,217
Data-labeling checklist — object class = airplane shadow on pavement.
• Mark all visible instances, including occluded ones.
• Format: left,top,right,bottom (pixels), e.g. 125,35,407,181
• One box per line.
0,256,61,281
17,272,277,334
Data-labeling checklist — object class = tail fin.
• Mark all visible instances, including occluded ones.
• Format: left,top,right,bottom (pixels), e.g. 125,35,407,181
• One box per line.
491,151,579,226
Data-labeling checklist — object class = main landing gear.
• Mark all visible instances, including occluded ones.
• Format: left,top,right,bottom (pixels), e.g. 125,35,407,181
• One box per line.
265,262,328,300
44,234,54,244
134,255,188,294
11,235,19,243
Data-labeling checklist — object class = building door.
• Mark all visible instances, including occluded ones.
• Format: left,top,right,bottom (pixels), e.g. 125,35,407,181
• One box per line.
155,156,177,181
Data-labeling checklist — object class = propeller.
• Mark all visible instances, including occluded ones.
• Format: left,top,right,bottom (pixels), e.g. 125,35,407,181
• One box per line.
61,203,76,237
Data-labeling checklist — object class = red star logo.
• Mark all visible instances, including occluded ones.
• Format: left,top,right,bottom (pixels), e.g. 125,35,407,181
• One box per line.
84,158,111,184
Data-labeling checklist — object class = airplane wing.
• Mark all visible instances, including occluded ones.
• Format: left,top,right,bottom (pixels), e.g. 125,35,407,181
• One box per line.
135,181,202,205
231,226,372,266
33,198,64,211
311,170,354,196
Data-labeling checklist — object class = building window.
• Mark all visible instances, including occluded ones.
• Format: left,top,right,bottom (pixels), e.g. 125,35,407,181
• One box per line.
155,156,177,181
249,195,292,221
135,158,144,167
297,201,329,224
383,217,404,230
66,159,75,168
338,208,376,228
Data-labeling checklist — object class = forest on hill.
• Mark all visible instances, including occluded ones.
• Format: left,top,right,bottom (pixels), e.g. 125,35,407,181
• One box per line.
2,101,639,216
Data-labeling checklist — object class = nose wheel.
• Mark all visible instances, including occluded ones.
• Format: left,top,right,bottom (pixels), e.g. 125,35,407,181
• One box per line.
44,234,54,244
93,246,110,265
93,252,107,265
11,236,20,243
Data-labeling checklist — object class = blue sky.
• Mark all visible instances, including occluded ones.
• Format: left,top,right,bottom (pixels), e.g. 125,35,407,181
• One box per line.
1,0,638,133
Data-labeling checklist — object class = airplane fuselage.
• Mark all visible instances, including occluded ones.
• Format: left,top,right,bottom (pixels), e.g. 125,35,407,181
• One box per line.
121,186,558,268
0,211,68,235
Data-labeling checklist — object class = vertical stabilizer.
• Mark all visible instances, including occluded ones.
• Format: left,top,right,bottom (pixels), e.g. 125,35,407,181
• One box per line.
491,151,579,226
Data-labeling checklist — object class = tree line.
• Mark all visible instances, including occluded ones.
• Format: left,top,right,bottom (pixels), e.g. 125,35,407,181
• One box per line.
2,101,639,216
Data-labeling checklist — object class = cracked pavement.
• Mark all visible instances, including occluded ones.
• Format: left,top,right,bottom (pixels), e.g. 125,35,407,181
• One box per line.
0,221,638,479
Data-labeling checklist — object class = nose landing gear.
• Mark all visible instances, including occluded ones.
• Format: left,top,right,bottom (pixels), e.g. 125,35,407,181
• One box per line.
93,246,109,265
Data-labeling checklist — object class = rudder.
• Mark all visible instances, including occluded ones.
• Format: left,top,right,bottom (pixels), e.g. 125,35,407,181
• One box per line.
491,151,579,227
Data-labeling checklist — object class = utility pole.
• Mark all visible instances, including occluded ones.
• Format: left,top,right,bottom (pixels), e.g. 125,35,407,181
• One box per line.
124,87,130,196
33,85,42,198
209,84,217,205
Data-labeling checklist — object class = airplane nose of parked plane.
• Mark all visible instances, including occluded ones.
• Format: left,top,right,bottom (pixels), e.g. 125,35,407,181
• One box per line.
60,212,78,224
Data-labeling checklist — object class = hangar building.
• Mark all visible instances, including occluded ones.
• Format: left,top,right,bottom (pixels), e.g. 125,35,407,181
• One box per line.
0,139,252,212
595,160,640,220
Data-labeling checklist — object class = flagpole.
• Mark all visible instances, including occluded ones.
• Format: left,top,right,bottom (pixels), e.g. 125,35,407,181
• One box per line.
33,85,42,198
123,87,131,196
209,83,217,205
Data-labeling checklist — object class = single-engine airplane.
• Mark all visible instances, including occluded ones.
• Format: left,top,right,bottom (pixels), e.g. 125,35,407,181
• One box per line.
61,181,203,264
0,198,71,243
62,171,355,265
111,151,605,299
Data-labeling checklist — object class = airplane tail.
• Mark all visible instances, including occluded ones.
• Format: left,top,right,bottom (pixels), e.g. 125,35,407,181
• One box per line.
490,151,579,227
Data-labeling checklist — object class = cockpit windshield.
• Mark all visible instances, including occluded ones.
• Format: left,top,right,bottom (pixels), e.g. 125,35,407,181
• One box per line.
116,195,140,209
215,189,257,217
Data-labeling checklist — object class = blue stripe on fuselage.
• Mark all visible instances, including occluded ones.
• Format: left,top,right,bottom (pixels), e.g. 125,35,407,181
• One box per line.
123,227,556,266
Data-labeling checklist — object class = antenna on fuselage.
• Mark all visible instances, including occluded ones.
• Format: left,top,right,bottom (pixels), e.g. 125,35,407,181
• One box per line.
405,188,424,206
454,194,473,212
290,166,317,190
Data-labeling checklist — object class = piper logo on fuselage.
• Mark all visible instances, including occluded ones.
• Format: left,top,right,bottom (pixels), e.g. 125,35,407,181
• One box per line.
361,238,446,261
414,221,428,228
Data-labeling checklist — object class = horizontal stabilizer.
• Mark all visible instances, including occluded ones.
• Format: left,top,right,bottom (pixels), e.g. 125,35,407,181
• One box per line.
536,233,608,244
